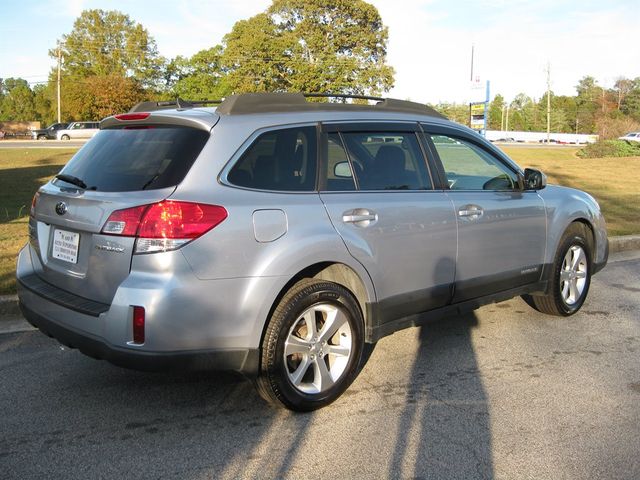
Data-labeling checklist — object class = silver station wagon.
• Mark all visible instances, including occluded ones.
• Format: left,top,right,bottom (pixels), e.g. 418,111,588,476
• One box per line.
17,93,608,411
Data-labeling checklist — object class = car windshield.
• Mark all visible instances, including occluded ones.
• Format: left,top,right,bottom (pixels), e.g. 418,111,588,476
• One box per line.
57,127,209,192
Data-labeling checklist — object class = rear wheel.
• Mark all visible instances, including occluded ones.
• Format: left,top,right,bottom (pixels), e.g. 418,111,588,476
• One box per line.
256,279,364,411
524,223,592,316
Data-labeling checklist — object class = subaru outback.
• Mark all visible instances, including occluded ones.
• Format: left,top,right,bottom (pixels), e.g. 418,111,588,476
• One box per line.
17,93,608,411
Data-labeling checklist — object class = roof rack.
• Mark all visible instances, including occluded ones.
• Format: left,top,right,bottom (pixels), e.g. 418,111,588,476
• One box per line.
216,92,446,118
129,98,223,113
129,93,445,119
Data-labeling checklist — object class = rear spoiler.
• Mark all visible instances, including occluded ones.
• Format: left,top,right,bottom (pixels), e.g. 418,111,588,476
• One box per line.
129,98,223,113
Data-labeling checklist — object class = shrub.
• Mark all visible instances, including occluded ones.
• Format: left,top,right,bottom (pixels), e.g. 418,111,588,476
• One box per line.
577,140,640,158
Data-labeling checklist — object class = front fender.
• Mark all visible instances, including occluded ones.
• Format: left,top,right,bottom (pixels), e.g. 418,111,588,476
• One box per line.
539,185,608,268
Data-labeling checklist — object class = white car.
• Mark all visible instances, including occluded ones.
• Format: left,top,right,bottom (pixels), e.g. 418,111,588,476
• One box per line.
618,132,640,143
56,122,100,140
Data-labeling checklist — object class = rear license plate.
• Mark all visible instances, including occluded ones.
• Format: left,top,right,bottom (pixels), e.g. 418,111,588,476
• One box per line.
52,229,80,264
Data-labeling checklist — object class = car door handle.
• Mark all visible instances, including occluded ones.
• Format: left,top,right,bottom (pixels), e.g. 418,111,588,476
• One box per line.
342,209,378,226
458,205,484,219
343,214,376,222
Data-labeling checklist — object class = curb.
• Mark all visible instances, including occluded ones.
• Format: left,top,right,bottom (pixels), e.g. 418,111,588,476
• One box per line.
609,234,640,254
1,235,639,326
0,294,20,316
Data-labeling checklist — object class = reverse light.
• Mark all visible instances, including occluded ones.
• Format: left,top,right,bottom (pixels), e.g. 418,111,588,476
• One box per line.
114,112,150,121
101,201,227,253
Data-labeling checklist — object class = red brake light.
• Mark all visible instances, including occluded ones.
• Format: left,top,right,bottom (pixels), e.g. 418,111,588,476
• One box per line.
114,113,150,121
138,201,227,239
101,201,227,253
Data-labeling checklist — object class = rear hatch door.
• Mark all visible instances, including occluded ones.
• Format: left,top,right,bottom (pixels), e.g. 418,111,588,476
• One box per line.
30,118,214,304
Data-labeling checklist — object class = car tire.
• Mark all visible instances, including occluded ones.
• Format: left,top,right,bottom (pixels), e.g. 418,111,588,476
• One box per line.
37,135,47,140
523,222,592,316
61,134,70,140
256,278,364,411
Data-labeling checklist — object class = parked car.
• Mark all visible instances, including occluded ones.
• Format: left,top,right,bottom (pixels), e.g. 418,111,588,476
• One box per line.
17,93,608,411
619,132,640,143
56,121,99,140
31,122,69,140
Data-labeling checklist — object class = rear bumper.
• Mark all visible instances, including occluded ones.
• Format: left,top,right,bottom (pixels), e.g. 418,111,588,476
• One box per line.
15,243,277,376
20,300,259,375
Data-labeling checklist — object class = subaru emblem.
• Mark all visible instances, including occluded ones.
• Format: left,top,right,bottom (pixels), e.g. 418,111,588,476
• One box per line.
55,202,67,215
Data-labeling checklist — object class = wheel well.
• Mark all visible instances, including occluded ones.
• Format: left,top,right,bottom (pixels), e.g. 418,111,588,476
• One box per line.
260,262,372,347
572,219,596,262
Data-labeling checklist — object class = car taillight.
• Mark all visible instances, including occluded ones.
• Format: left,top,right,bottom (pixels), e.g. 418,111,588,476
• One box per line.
30,192,40,217
114,113,150,121
101,201,227,253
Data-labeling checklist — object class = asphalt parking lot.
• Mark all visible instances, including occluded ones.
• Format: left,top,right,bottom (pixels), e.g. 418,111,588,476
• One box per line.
1,251,639,479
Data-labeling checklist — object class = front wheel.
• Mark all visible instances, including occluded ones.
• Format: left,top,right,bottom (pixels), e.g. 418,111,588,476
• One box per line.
524,223,592,316
60,134,70,140
256,279,364,411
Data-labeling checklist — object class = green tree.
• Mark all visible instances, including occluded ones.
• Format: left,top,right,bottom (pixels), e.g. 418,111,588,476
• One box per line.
51,9,164,89
168,46,230,100
433,103,468,126
621,77,640,122
488,94,505,130
613,77,633,110
0,78,36,121
575,76,600,133
509,93,535,131
33,84,55,125
85,75,146,118
222,0,394,96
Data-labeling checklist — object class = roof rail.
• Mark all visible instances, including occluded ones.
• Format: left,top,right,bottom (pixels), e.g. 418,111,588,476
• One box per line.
129,98,223,113
128,93,445,119
303,92,385,102
215,92,446,118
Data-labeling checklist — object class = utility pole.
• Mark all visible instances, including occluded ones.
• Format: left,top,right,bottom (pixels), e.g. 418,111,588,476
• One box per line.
545,62,551,143
469,45,474,128
505,104,509,132
57,43,62,124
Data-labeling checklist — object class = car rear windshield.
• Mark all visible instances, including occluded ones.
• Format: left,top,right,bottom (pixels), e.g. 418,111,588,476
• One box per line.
56,127,209,192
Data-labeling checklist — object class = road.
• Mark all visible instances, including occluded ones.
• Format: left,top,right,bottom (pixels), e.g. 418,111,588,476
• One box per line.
1,252,639,480
0,140,85,149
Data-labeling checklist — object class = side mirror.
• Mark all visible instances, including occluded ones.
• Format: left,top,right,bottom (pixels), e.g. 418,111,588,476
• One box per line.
334,161,353,178
523,168,547,190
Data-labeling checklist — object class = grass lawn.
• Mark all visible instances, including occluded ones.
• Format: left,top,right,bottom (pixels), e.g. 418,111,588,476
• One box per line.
0,148,78,295
502,147,640,237
0,146,638,295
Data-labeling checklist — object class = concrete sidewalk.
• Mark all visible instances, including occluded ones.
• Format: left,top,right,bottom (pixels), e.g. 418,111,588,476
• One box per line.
2,234,639,335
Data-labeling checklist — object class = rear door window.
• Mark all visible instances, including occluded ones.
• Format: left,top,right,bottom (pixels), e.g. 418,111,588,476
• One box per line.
323,131,432,191
57,127,209,192
228,126,317,191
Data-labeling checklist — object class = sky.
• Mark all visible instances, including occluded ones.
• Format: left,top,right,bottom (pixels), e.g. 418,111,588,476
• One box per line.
1,0,638,105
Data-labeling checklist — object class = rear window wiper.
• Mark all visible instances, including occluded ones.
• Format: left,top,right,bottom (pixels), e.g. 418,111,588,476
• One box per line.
55,174,88,190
